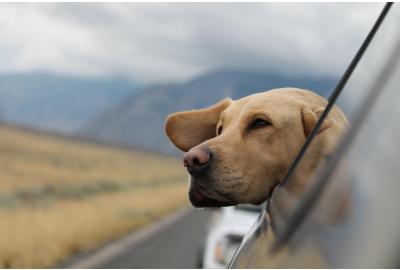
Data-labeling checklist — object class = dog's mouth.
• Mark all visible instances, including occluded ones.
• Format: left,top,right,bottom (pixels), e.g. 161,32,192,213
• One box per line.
189,182,234,208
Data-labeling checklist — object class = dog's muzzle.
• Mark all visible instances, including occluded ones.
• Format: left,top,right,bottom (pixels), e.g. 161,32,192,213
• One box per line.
188,179,233,208
184,146,234,207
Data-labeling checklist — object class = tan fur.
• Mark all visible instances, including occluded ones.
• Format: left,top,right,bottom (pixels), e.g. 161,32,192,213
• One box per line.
165,99,233,152
165,88,349,205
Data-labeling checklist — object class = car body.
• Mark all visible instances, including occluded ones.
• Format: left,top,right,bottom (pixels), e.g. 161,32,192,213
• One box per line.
199,205,261,268
230,3,400,268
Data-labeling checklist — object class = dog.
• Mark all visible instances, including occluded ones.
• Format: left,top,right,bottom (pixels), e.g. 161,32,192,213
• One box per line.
165,88,349,208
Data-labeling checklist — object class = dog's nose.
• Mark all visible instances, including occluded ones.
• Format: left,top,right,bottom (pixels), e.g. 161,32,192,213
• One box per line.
183,147,211,176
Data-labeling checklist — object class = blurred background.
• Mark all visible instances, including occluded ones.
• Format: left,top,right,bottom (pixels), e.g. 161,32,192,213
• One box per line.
0,2,383,268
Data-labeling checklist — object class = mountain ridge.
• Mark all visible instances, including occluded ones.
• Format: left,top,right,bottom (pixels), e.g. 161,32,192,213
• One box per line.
80,69,338,154
0,72,137,133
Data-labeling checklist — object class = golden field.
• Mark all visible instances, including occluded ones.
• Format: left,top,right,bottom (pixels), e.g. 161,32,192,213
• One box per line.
0,124,188,268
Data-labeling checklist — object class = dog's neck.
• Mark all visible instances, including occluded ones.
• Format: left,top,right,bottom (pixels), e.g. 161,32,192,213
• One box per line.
270,148,350,227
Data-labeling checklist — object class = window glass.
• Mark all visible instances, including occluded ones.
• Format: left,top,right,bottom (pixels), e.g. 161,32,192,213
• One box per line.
286,4,400,268
268,3,398,231
231,4,399,268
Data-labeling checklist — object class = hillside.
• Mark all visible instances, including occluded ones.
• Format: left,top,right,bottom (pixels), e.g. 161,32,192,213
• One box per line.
80,70,337,154
0,73,136,133
0,124,187,268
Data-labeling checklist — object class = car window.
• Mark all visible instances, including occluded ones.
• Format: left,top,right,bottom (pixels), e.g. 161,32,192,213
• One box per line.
276,7,400,268
281,4,400,267
268,2,400,267
230,3,397,268
267,2,391,235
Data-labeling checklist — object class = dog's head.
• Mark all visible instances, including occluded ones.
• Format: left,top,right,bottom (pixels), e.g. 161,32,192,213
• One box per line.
165,88,348,207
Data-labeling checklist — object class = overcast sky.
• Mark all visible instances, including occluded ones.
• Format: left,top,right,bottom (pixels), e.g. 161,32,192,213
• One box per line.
0,3,383,84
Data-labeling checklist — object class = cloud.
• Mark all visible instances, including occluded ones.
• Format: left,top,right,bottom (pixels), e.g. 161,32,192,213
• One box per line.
0,3,383,84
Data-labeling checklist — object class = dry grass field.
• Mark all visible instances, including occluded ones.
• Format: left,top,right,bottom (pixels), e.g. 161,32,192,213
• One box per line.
0,124,188,268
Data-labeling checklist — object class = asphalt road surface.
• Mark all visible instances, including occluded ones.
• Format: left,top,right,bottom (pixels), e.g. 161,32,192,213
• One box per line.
65,208,212,269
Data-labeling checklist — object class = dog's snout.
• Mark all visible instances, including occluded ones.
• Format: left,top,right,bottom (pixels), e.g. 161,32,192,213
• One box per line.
183,147,211,176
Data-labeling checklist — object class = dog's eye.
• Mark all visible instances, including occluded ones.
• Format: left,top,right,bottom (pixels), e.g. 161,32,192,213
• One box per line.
217,126,223,135
249,118,271,129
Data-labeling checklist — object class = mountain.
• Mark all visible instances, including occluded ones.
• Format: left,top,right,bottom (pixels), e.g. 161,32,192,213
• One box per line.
0,73,136,133
80,70,337,155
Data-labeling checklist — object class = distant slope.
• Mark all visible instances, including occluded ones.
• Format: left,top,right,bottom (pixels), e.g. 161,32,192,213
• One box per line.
0,73,136,133
80,70,337,154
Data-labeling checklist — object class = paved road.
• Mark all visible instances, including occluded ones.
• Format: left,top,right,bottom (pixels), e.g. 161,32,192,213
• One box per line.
65,208,212,269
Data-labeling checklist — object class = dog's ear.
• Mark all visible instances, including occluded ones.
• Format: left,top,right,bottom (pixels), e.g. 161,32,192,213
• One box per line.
301,106,331,138
165,98,233,152
165,99,233,152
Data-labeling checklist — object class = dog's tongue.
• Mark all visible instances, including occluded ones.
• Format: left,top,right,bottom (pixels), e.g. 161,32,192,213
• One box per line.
193,189,204,202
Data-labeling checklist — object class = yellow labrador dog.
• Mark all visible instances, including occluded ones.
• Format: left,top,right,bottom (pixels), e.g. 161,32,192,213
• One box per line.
165,88,348,208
